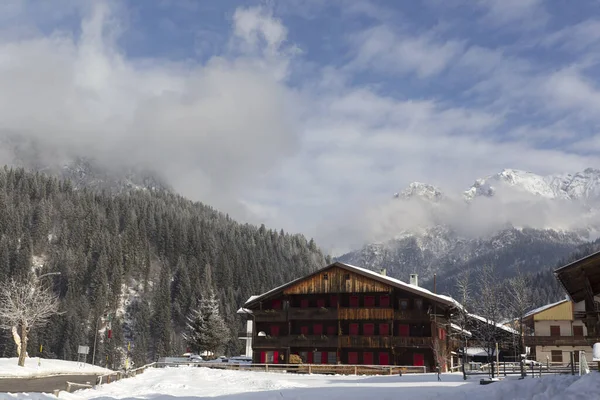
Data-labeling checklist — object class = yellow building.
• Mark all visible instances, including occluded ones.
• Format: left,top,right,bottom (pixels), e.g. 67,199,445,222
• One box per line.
523,298,598,365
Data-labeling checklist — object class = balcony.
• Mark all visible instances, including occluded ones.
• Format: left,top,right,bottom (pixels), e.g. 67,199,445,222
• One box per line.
339,308,394,320
339,335,393,348
392,336,432,348
253,335,287,348
253,309,287,322
524,336,600,347
288,335,338,348
288,307,338,320
394,309,430,321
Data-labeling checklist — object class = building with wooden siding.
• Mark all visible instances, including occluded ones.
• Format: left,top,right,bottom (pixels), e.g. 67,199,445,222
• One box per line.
523,297,600,365
238,262,461,371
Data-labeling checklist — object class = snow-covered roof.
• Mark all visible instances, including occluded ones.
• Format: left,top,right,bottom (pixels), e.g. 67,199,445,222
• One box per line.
459,347,497,357
243,262,461,309
450,323,472,337
467,313,518,335
523,298,570,319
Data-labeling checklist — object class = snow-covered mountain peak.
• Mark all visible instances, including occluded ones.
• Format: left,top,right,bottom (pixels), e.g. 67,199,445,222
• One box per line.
394,182,444,202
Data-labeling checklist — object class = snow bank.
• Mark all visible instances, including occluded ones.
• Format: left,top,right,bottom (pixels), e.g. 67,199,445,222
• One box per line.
1,367,598,399
0,358,111,378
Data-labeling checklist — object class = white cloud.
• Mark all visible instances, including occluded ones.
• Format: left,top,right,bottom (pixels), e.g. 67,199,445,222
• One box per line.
475,0,548,27
349,25,465,78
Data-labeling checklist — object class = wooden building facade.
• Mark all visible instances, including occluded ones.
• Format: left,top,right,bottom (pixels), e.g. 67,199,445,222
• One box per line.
239,262,459,372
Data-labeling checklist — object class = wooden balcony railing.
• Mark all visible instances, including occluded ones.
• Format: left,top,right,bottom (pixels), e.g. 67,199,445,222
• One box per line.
253,335,285,348
524,335,600,347
288,335,338,348
253,310,287,322
288,307,338,320
339,308,394,320
392,336,432,348
339,335,393,348
394,310,430,321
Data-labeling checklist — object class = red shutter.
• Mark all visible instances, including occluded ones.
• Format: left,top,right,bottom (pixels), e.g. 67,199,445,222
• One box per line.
270,325,280,336
363,323,374,336
326,326,336,335
380,295,390,307
330,295,338,307
379,352,389,365
413,353,424,366
350,295,359,307
349,323,359,335
313,324,323,335
273,351,279,364
364,296,375,307
300,299,309,308
260,351,266,363
272,299,282,309
307,352,313,364
363,352,373,365
348,352,358,364
321,351,328,364
379,323,389,336
301,326,309,335
317,298,326,308
398,324,409,337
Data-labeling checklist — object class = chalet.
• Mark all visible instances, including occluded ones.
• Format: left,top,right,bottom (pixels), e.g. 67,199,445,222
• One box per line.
523,298,597,365
238,262,461,372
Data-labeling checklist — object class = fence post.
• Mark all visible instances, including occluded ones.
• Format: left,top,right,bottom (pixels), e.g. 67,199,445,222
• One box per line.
354,365,357,375
389,367,392,375
308,364,312,374
265,364,269,372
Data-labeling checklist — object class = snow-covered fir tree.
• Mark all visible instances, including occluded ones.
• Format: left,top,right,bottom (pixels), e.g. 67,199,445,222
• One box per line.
184,290,230,357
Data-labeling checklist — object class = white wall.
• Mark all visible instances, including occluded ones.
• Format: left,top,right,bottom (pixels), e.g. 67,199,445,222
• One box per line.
535,346,593,365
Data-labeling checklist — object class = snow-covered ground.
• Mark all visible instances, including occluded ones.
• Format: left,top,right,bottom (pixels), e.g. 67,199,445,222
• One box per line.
2,366,599,400
0,358,111,378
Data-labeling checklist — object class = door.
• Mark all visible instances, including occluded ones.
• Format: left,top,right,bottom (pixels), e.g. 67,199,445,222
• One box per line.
379,352,389,365
363,352,373,365
413,353,424,366
307,351,314,364
272,351,279,364
260,351,266,363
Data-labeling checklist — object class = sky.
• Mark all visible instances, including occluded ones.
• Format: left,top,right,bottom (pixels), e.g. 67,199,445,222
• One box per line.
0,0,600,254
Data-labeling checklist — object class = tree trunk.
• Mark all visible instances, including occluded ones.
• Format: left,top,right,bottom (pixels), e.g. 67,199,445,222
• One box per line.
18,322,28,367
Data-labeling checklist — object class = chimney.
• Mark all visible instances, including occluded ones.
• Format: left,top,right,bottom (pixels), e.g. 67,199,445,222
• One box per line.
409,274,418,286
380,268,387,276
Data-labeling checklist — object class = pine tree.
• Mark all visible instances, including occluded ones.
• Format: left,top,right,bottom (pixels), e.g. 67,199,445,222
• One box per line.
184,290,230,357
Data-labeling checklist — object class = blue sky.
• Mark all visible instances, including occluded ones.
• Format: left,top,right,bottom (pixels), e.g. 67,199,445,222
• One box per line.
0,0,600,252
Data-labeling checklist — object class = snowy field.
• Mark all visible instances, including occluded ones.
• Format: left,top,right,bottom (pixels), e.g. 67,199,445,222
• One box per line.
0,358,111,378
2,366,599,400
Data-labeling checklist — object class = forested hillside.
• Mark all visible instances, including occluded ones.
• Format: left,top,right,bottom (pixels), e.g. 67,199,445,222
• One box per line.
0,167,327,367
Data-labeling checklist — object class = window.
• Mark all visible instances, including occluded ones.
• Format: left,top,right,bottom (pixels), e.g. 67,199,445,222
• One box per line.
300,299,309,308
363,352,373,365
379,352,389,366
300,326,309,335
299,352,308,363
550,325,561,336
380,295,390,308
265,351,274,363
414,299,423,311
328,351,337,364
314,351,322,364
270,325,280,336
551,350,562,363
350,295,359,307
363,323,375,336
349,323,359,335
399,299,409,310
573,325,584,336
348,351,358,364
313,324,323,335
317,298,326,308
379,323,389,336
323,273,328,280
344,273,351,280
364,295,375,307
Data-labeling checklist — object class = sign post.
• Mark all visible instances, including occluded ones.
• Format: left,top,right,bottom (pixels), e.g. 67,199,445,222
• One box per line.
78,345,90,366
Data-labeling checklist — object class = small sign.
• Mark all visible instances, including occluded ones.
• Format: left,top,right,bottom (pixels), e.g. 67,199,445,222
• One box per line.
78,345,90,355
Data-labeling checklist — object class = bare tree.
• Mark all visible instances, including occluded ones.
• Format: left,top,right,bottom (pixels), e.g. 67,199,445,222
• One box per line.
0,278,60,366
506,267,534,377
454,270,472,380
472,264,507,378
